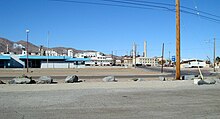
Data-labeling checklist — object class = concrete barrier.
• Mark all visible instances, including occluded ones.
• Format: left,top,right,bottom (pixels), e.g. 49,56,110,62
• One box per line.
194,78,216,85
102,76,117,82
65,75,79,83
8,78,31,84
38,76,53,84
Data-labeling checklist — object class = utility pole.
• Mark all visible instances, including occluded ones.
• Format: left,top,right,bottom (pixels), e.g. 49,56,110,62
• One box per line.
26,29,30,73
214,38,216,72
135,44,137,67
161,43,164,73
176,0,181,80
112,51,113,58
169,51,171,66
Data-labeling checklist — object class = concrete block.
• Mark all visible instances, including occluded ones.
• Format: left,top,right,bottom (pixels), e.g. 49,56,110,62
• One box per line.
8,78,31,84
194,78,201,85
0,80,6,84
159,77,166,81
102,76,117,82
131,78,144,82
38,76,53,84
65,75,79,83
137,78,144,81
182,75,195,80
204,79,216,84
194,78,216,85
214,79,220,83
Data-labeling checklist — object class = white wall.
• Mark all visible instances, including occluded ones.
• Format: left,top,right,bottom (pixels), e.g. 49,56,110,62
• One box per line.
67,50,73,57
41,62,86,68
181,61,206,68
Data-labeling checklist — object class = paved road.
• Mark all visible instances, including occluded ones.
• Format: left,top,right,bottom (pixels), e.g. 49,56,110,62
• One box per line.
140,66,218,77
0,81,220,119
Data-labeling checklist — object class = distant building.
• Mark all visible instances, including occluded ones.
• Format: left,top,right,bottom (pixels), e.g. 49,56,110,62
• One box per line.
136,57,159,66
75,51,98,58
13,43,25,49
67,49,74,57
123,56,133,67
45,50,58,56
39,45,45,56
75,51,114,66
0,55,11,68
115,59,123,66
19,55,90,68
181,59,207,68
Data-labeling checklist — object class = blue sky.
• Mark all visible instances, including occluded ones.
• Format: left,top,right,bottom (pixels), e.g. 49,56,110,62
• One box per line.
0,0,220,60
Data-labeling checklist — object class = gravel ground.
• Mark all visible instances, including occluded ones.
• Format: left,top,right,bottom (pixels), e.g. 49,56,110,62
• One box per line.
1,80,220,119
0,67,157,77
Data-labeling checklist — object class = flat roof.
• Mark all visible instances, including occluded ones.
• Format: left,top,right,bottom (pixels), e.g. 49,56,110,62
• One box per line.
19,56,69,60
19,56,91,62
0,55,11,60
65,58,91,62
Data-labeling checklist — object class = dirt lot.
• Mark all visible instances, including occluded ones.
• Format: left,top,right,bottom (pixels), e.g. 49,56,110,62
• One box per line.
0,81,220,119
0,67,166,83
0,67,159,77
1,68,220,118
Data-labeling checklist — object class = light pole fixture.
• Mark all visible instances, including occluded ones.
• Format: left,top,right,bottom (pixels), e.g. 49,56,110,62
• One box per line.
26,29,30,73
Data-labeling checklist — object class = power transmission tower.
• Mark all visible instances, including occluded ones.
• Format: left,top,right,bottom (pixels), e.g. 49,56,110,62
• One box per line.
176,0,181,80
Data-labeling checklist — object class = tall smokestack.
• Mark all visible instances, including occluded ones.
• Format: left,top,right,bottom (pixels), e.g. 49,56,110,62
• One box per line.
144,40,147,57
132,42,136,66
6,44,9,53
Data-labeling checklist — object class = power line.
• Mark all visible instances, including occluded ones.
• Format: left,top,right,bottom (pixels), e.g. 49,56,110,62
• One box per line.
123,0,220,19
102,0,175,11
102,0,220,22
181,6,220,19
121,0,174,7
181,10,220,23
50,0,220,23
50,0,158,11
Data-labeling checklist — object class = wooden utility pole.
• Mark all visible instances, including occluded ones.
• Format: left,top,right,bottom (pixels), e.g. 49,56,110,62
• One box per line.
161,43,164,73
176,0,181,80
214,38,216,72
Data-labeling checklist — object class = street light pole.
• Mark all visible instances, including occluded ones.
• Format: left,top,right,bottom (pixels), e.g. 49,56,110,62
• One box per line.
26,29,30,73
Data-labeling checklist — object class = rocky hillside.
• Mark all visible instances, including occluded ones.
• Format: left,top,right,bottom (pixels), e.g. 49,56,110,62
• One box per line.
0,37,94,55
0,37,23,54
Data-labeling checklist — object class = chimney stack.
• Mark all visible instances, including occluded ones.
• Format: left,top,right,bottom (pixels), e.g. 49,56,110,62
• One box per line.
132,42,137,66
143,40,147,57
6,44,9,53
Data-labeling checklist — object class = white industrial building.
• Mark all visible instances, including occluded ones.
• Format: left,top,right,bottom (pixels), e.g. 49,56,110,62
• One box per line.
75,51,114,66
75,51,98,58
181,59,207,68
131,40,159,66
67,49,74,57
45,50,58,56
136,57,159,66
